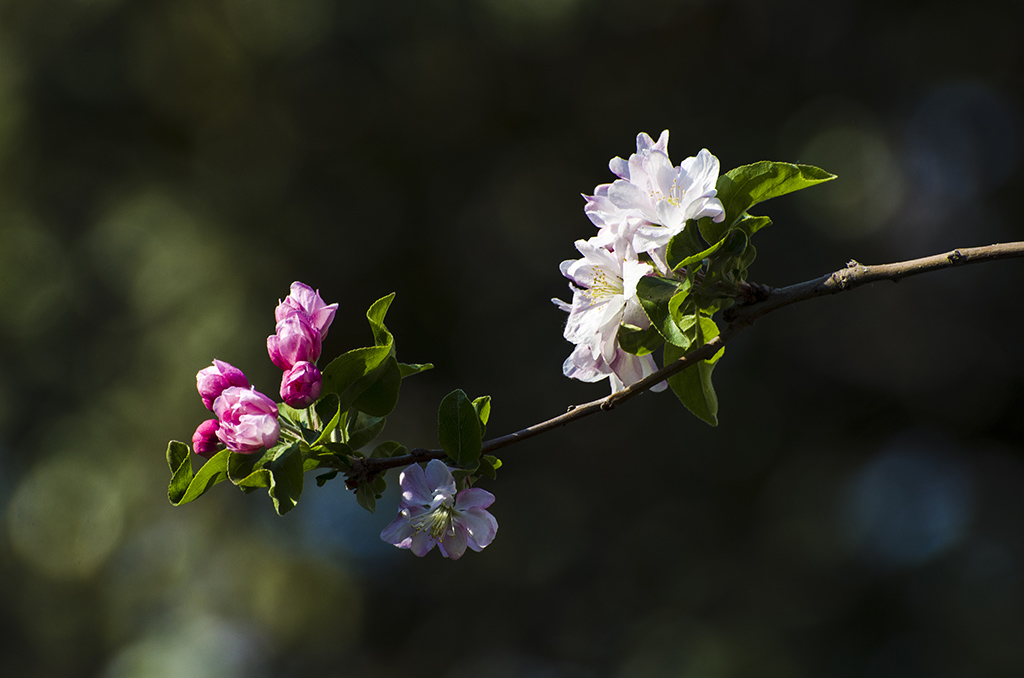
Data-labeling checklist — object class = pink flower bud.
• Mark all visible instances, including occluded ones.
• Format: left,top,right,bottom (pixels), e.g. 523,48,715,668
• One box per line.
196,359,250,410
192,419,222,458
280,361,323,408
267,315,322,371
213,386,280,453
275,281,338,340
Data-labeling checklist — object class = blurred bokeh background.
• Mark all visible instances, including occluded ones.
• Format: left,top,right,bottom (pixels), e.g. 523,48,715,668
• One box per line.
1,0,1023,676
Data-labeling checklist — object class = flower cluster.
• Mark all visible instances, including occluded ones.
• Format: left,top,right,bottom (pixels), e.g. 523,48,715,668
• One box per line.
189,282,337,458
268,282,338,408
555,131,725,392
381,460,498,560
192,360,279,457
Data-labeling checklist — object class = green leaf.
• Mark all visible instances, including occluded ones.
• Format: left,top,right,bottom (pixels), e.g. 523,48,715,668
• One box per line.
346,411,387,450
636,276,691,347
472,395,491,438
167,444,231,506
670,231,730,273
311,394,342,446
618,323,665,356
478,454,502,480
371,440,407,458
399,362,434,378
365,293,396,347
664,221,707,271
320,295,398,413
663,316,725,426
700,161,835,244
320,345,393,413
352,356,402,416
355,473,388,513
437,389,483,467
267,443,304,515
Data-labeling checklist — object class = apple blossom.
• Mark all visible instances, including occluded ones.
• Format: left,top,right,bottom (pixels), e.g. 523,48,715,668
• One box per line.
380,460,497,560
585,131,726,260
212,386,281,453
196,359,250,410
191,419,222,458
268,314,322,371
275,281,338,341
554,227,665,393
280,361,322,409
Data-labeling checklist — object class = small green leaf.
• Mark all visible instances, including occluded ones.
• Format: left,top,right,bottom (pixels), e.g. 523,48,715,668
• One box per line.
399,362,434,378
371,440,407,458
312,394,342,446
664,221,708,271
365,293,396,347
320,295,398,413
346,411,387,450
478,454,502,480
663,316,725,426
267,443,304,515
472,395,491,438
438,389,483,467
320,345,393,413
168,447,231,506
637,276,691,347
352,356,402,417
701,161,835,244
316,470,339,487
472,396,491,426
618,323,665,356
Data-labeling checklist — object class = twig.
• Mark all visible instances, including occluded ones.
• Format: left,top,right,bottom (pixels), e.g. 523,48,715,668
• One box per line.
352,242,1024,477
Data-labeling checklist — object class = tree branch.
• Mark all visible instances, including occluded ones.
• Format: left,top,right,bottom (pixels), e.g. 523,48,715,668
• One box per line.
352,241,1024,478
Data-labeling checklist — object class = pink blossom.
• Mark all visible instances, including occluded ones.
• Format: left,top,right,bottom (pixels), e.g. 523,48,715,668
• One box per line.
267,315,322,371
196,359,250,410
191,419,222,458
212,386,280,453
275,282,338,341
381,460,498,560
280,361,322,408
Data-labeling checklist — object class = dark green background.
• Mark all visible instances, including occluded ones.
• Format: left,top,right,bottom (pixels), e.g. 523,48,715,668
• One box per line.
1,0,1023,676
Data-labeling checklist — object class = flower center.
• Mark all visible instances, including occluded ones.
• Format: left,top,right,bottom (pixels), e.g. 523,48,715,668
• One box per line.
412,503,456,540
585,267,624,301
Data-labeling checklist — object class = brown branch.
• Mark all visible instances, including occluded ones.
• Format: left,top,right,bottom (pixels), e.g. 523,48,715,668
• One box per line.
352,241,1024,478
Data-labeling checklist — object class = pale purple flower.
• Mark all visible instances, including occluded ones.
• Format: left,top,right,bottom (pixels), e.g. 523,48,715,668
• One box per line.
191,419,222,458
380,460,498,560
275,282,338,341
585,131,726,259
196,359,250,410
267,315,322,370
280,361,322,408
212,386,280,453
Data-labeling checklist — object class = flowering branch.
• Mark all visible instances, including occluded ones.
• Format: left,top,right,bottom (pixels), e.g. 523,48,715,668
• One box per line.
165,128,1024,562
355,241,1024,477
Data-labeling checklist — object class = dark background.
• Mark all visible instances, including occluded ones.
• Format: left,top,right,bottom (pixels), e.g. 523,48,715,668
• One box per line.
1,0,1023,676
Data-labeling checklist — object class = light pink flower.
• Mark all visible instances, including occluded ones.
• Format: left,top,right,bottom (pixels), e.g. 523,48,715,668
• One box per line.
381,460,498,560
191,419,222,458
267,315,322,371
196,359,250,410
212,386,280,453
280,361,322,408
275,282,338,341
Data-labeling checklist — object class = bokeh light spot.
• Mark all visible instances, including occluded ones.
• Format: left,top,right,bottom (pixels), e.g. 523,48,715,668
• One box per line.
840,435,973,570
8,456,125,581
